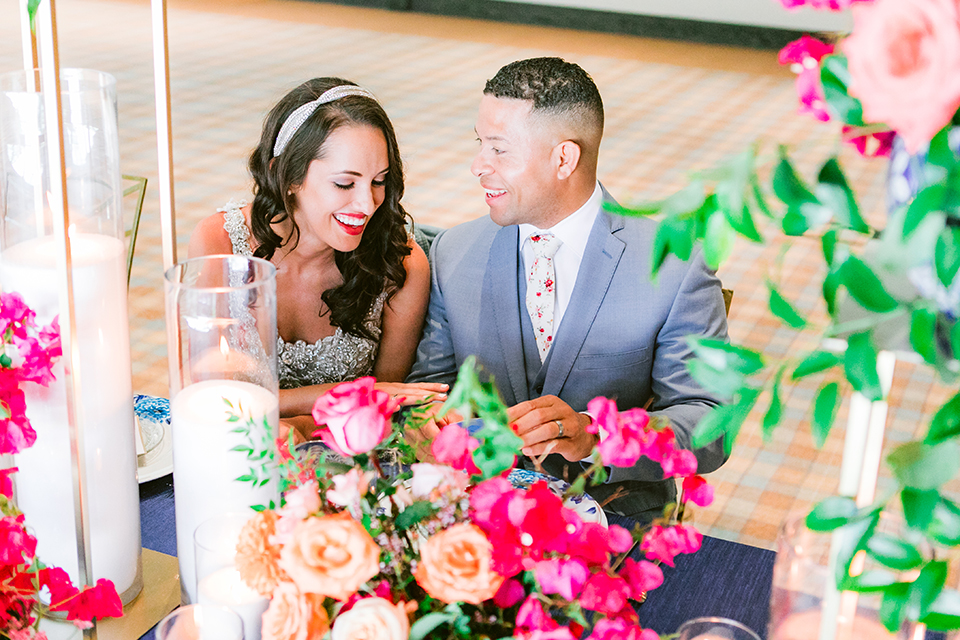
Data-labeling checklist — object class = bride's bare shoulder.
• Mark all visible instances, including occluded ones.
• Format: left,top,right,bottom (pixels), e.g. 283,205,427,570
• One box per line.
187,210,234,258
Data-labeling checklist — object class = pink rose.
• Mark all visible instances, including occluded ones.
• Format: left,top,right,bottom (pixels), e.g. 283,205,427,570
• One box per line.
311,377,398,457
681,475,715,507
330,597,409,640
844,0,960,153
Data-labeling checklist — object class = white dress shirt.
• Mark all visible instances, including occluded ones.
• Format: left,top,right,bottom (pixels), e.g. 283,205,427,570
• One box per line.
518,182,603,335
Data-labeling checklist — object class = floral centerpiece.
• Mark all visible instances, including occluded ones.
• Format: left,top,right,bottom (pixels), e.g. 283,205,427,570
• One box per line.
0,292,122,640
609,0,960,634
231,359,714,640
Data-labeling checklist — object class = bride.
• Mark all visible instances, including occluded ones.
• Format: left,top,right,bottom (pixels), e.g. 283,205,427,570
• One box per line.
189,77,446,442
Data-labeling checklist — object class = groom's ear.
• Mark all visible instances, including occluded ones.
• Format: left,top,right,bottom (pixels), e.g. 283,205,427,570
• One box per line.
554,140,581,180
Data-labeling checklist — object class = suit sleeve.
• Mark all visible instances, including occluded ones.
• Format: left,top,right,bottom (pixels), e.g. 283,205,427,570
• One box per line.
405,231,459,386
608,248,729,483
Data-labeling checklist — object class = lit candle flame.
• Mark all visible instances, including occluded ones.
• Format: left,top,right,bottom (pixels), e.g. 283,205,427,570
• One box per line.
219,335,229,357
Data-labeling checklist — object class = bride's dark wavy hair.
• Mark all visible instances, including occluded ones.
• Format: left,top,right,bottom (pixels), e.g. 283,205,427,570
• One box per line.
249,78,411,340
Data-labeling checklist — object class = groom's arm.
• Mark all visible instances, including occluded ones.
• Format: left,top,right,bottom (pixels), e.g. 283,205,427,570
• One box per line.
609,248,729,484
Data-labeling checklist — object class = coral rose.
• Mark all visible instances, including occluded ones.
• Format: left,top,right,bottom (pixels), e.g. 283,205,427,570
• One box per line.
261,582,329,640
330,597,409,640
844,0,960,153
311,377,398,457
414,523,504,604
277,512,380,601
236,511,287,596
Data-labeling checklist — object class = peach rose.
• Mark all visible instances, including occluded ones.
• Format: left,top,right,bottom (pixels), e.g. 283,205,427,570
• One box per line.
414,523,504,604
236,511,288,596
844,0,960,152
277,512,380,601
261,582,329,640
330,597,409,640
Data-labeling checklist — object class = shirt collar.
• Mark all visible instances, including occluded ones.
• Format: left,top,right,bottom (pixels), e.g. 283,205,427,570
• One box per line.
518,182,603,258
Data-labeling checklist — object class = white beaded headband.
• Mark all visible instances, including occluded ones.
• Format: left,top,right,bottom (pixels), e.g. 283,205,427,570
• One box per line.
272,85,378,157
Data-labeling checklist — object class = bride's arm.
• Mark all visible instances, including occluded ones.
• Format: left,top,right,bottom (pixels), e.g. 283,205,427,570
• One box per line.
374,239,432,382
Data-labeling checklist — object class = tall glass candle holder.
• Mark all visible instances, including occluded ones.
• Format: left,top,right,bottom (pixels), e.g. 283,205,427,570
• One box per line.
0,68,142,602
165,255,279,604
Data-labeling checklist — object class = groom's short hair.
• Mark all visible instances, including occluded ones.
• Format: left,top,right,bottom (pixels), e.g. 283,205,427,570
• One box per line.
484,57,604,148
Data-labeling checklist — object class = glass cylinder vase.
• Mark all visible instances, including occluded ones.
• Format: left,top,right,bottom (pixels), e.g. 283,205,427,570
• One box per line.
0,68,142,602
770,514,920,640
165,255,280,604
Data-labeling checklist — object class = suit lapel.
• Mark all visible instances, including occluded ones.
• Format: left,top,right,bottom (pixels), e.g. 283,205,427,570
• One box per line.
484,225,527,406
543,211,625,396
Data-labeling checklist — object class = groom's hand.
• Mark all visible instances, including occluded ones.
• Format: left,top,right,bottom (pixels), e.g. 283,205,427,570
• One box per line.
508,396,597,461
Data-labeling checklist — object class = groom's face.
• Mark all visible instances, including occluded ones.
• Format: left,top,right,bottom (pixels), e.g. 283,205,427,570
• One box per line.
472,95,559,228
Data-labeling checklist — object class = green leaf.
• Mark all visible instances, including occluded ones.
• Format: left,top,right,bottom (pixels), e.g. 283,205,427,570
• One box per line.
395,501,437,530
845,332,883,401
250,504,266,513
812,382,840,448
723,204,763,243
902,488,940,530
768,282,807,329
927,391,960,444
904,184,949,238
936,225,960,286
772,149,818,208
927,126,959,170
907,561,948,621
839,257,899,313
952,320,960,361
687,360,747,399
816,157,869,233
845,569,900,592
866,533,923,571
806,495,858,531
822,229,838,266
0,354,11,368
910,307,938,364
703,210,737,269
692,387,761,455
820,54,865,126
888,439,960,490
750,172,773,218
823,268,842,317
929,498,960,546
409,611,457,640
662,180,707,217
761,367,785,440
652,215,697,275
880,583,910,633
921,590,960,631
792,350,842,380
781,208,809,236
235,474,255,483
687,338,765,376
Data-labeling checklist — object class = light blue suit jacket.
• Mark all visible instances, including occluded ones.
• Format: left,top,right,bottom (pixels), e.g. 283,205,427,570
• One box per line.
408,208,729,518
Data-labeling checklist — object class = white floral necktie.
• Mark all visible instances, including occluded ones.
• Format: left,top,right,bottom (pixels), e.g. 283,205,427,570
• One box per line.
526,233,563,362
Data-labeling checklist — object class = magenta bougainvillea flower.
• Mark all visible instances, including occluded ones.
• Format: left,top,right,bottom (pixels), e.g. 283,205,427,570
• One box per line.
778,35,836,122
681,474,715,507
640,523,704,567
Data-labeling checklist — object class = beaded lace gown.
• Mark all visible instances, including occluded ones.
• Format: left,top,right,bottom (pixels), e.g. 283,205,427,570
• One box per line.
220,200,387,389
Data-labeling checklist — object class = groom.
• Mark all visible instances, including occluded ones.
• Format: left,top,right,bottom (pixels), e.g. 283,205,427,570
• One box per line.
408,57,729,520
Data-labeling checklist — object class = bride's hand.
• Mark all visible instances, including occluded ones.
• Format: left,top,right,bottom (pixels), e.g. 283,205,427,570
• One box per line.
375,382,449,406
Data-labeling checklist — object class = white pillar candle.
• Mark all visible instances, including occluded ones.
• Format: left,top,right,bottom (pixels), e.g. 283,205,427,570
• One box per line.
197,567,268,640
171,379,279,604
1,233,141,597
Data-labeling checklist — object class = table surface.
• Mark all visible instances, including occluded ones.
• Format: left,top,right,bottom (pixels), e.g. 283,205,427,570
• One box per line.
138,476,776,639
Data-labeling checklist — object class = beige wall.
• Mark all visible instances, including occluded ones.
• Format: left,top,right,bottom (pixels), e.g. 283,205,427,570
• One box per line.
496,0,852,31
